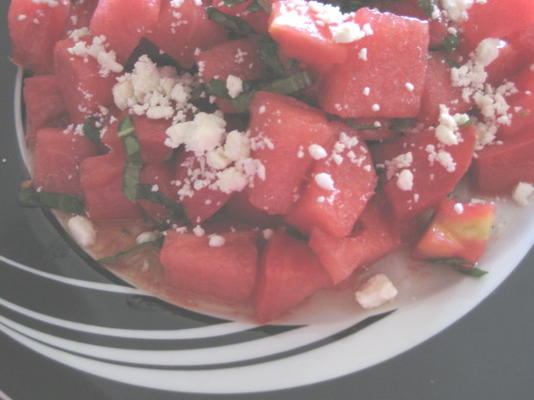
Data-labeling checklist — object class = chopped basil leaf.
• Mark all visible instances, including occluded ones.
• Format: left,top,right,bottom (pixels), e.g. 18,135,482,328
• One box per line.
442,33,460,53
18,184,84,214
246,0,263,12
262,69,313,94
118,116,143,202
258,37,287,78
137,183,187,222
98,237,164,264
417,0,437,17
344,119,380,131
82,117,102,145
453,265,488,277
427,257,488,278
207,7,254,35
223,0,249,6
204,79,230,99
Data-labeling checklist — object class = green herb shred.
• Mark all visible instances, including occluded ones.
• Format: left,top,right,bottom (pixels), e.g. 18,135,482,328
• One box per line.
118,116,144,202
206,7,254,35
82,116,102,145
98,237,164,264
18,184,85,214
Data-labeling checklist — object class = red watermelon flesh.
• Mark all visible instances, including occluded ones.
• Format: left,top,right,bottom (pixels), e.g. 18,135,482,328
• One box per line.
373,125,477,220
138,163,176,221
320,7,429,118
247,92,336,215
33,127,98,197
54,38,117,124
80,154,142,220
472,128,534,193
285,123,377,238
462,0,534,49
90,0,161,64
309,199,401,284
23,75,68,138
485,41,528,85
161,230,259,303
173,152,233,224
8,0,70,74
497,67,534,138
147,0,228,69
417,54,471,124
255,229,332,323
65,0,98,32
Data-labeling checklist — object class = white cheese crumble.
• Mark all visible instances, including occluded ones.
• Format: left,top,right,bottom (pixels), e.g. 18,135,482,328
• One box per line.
512,182,534,207
226,75,243,99
440,0,487,22
68,33,123,78
308,144,328,160
331,21,367,43
355,274,398,310
396,169,414,191
32,0,60,7
262,228,274,240
358,48,368,61
208,234,226,247
136,231,160,244
454,203,464,214
314,173,335,191
67,216,96,247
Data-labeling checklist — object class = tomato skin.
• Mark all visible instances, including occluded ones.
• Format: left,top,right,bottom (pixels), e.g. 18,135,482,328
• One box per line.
414,198,496,264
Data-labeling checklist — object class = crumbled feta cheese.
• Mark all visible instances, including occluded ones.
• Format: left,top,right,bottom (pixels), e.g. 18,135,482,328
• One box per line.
314,173,335,191
32,0,60,7
440,0,487,22
396,169,414,191
355,274,398,310
262,228,274,240
67,216,96,247
331,22,366,43
193,225,205,237
166,112,226,153
358,47,368,61
512,182,534,206
454,203,464,214
371,104,380,112
226,75,243,99
68,34,123,78
405,82,415,92
308,144,328,160
136,231,160,244
208,234,226,247
363,87,370,96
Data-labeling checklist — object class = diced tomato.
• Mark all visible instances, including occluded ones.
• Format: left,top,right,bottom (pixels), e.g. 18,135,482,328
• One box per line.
461,0,534,49
64,0,98,32
417,53,471,124
497,67,534,138
320,8,429,118
255,229,331,323
173,152,233,224
54,38,117,123
414,198,496,265
33,127,98,197
146,0,228,69
23,75,68,138
472,128,534,193
138,163,176,221
248,92,336,215
372,125,477,220
161,230,259,303
268,0,348,73
8,0,70,74
80,154,142,220
90,0,161,64
286,123,377,237
309,199,401,285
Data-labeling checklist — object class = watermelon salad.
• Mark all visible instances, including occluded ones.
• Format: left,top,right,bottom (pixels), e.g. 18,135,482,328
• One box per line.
7,0,534,323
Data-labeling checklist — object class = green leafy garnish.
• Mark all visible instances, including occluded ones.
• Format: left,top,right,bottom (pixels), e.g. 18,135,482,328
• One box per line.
207,7,254,35
247,0,263,12
258,37,287,79
137,183,187,222
261,69,313,95
223,0,249,6
82,117,102,145
427,258,488,278
118,116,143,202
389,118,415,132
98,237,164,264
18,184,84,214
417,0,437,17
442,33,460,53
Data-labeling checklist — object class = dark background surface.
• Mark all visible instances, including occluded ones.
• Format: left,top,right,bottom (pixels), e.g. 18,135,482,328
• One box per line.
1,0,533,399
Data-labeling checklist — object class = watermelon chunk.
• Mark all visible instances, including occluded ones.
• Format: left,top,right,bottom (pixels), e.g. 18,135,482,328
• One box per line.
23,75,68,137
90,0,161,64
497,67,534,138
472,128,534,193
255,229,331,323
33,127,98,197
80,154,142,220
285,123,377,237
372,125,477,219
138,163,176,221
309,199,401,284
462,0,534,49
484,41,527,85
54,38,117,123
8,0,70,74
146,0,228,69
320,7,429,118
161,230,259,303
248,92,336,215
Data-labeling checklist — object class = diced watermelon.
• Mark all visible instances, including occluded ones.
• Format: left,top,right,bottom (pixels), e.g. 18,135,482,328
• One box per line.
417,53,471,124
161,230,259,303
64,0,98,32
8,0,70,74
138,163,176,221
414,198,496,265
472,128,534,193
90,0,161,63
146,0,228,69
485,41,528,85
285,123,377,237
320,7,429,118
268,0,348,73
509,24,534,56
23,75,68,138
54,38,117,123
372,125,477,219
80,154,142,220
255,229,331,323
33,127,98,197
309,199,401,284
462,0,534,49
247,92,336,215
173,152,233,224
497,67,534,138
